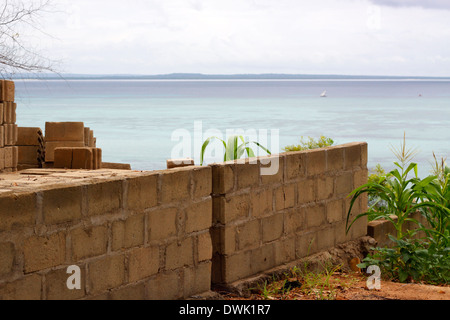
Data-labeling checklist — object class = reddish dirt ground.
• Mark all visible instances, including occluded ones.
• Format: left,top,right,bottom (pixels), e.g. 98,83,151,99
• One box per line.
219,272,449,300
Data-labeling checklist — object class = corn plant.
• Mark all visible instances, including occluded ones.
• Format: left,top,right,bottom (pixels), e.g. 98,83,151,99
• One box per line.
347,134,450,284
200,135,271,166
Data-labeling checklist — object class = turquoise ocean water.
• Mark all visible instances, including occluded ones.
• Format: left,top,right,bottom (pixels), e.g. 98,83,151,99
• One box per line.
14,79,450,177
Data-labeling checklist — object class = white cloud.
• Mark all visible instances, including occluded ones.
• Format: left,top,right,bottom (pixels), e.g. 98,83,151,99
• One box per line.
26,0,450,76
369,0,450,10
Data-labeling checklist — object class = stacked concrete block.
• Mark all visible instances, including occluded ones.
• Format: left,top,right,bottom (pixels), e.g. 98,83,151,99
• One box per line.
54,147,102,169
16,127,45,171
0,80,18,173
45,122,101,170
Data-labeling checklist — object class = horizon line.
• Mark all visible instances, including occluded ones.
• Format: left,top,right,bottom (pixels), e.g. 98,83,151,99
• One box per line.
10,72,450,80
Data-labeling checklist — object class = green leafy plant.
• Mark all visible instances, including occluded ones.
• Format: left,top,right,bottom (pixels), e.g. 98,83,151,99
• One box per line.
200,135,271,166
357,236,450,284
346,133,450,284
283,136,334,152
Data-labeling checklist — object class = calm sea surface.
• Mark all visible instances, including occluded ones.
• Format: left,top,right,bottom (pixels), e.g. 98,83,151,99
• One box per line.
14,79,450,177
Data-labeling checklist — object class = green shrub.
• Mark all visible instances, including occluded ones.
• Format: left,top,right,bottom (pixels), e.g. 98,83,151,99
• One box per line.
283,136,334,152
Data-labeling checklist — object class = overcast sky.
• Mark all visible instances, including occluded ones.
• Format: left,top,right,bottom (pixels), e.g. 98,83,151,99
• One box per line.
32,0,450,76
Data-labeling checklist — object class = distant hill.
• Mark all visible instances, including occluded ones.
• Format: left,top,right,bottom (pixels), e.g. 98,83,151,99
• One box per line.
11,73,450,80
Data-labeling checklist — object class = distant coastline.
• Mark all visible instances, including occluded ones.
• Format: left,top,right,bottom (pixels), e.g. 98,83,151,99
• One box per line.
11,73,450,81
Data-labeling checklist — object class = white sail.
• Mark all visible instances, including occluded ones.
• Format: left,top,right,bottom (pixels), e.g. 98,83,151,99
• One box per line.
320,90,327,97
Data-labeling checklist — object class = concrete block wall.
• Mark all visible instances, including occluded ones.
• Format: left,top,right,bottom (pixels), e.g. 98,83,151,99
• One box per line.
0,80,18,173
210,142,368,285
0,166,212,300
0,142,368,299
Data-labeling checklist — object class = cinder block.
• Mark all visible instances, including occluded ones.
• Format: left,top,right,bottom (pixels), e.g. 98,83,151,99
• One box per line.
0,80,15,102
128,246,159,282
317,226,336,251
284,151,306,180
344,143,362,169
53,147,73,168
0,274,41,300
297,179,315,204
0,148,4,170
211,225,235,255
235,161,260,189
296,231,318,258
306,149,327,176
45,266,86,300
86,180,122,216
183,262,211,298
70,225,108,261
11,146,17,168
45,141,85,162
148,207,178,241
326,145,345,172
275,183,296,211
236,219,261,250
3,102,15,124
197,231,212,262
191,166,212,199
92,148,102,169
42,185,83,224
0,192,36,231
185,199,212,233
16,127,43,146
45,122,84,142
102,162,131,170
88,130,94,147
222,251,251,284
4,124,17,146
110,283,146,300
361,142,368,167
250,243,275,275
0,126,4,147
211,164,234,195
126,174,158,212
326,199,344,223
88,255,125,295
165,237,194,270
285,207,305,234
215,193,250,224
274,237,296,265
84,127,90,146
72,147,93,169
3,147,13,168
251,188,273,218
159,167,191,203
305,205,326,228
111,214,145,251
166,158,194,169
23,232,66,273
0,242,15,277
146,272,182,300
262,213,284,243
316,176,334,201
18,146,39,165
260,154,284,184
336,172,354,196
354,169,368,189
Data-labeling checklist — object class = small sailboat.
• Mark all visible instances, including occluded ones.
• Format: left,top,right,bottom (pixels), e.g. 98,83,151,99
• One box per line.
320,90,327,97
